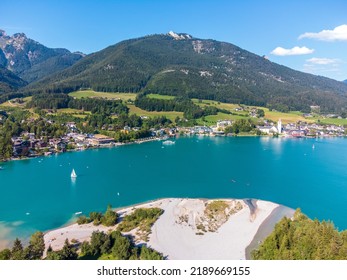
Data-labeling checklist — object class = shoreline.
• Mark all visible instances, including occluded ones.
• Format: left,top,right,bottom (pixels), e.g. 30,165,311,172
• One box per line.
0,136,168,164
245,205,295,259
40,198,294,260
1,133,345,164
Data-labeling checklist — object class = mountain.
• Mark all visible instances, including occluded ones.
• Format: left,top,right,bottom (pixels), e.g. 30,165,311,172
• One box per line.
26,31,347,112
0,65,27,93
344,80,347,84
0,29,84,83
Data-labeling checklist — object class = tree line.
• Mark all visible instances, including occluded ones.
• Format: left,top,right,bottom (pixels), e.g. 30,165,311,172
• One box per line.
252,209,347,260
135,94,230,119
27,93,129,115
0,205,164,260
0,230,163,260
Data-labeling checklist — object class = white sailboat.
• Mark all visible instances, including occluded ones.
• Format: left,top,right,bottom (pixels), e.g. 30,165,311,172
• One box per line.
71,168,77,178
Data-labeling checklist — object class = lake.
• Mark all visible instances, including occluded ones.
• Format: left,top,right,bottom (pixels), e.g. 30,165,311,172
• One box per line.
1,136,347,246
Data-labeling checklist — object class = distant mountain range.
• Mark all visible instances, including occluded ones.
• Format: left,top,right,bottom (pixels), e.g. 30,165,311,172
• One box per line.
1,30,347,112
344,80,347,84
0,29,83,84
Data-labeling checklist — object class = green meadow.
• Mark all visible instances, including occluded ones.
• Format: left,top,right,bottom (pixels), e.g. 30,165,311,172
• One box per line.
69,90,137,101
127,105,183,121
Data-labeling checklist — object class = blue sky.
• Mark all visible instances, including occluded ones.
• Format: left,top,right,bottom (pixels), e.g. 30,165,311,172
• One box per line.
1,0,347,81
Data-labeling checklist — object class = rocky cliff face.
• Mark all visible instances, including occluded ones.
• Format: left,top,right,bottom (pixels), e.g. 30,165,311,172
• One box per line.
0,29,83,83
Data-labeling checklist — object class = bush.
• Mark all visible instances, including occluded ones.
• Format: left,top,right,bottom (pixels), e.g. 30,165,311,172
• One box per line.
101,205,118,227
77,215,91,225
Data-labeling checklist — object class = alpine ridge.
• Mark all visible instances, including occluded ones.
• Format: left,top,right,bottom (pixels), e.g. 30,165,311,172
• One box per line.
16,32,347,112
0,29,83,83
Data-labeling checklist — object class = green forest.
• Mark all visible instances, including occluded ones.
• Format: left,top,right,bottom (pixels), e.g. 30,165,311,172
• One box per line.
23,34,347,113
252,209,347,260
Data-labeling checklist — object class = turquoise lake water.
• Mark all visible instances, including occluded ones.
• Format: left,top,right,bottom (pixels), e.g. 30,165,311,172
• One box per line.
1,136,347,246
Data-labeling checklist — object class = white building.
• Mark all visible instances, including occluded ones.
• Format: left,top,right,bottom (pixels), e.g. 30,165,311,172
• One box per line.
277,119,282,134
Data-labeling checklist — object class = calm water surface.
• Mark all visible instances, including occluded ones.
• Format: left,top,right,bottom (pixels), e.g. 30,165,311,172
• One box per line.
1,136,347,245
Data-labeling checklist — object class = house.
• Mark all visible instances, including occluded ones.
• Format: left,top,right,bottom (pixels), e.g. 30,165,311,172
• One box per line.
13,140,30,156
66,122,78,132
22,132,35,140
87,134,114,146
257,125,278,134
216,120,232,129
55,141,67,151
288,130,306,138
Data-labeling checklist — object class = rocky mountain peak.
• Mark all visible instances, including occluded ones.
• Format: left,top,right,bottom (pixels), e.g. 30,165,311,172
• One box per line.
167,31,192,40
13,32,27,39
0,28,83,83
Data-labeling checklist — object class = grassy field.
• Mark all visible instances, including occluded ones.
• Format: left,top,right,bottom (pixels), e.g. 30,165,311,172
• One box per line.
127,105,183,121
69,90,137,101
196,112,248,125
147,93,176,100
261,108,313,124
142,94,311,125
54,108,90,118
192,99,242,111
318,118,347,126
192,98,309,124
0,96,32,108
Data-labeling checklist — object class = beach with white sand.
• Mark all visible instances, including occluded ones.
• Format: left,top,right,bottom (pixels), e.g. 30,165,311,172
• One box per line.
43,198,294,259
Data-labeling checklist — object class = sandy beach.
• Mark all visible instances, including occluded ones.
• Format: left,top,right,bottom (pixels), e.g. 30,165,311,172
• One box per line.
43,198,293,259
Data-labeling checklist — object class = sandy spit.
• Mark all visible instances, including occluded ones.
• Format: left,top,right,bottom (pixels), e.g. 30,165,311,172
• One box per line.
43,198,292,259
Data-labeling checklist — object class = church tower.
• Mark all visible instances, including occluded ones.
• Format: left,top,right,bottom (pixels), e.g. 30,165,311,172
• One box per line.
277,119,282,134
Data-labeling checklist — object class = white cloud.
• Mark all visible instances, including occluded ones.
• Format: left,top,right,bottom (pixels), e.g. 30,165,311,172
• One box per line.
270,46,314,56
299,24,347,41
306,57,340,65
303,57,342,78
303,63,340,74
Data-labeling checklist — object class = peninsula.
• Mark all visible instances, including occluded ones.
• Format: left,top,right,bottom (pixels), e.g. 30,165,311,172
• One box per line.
43,198,294,260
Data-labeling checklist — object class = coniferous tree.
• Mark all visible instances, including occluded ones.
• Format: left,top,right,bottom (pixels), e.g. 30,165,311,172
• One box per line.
59,239,78,260
111,231,131,260
0,249,11,260
252,209,347,260
11,238,24,260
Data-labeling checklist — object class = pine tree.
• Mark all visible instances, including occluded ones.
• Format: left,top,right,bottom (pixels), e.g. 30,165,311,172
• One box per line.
59,239,78,260
111,232,131,260
27,231,45,259
11,238,24,260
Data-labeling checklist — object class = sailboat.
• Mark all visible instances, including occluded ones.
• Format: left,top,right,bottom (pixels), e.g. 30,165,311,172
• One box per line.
71,168,77,178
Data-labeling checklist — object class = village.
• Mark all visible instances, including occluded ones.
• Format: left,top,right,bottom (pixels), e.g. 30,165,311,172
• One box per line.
8,114,346,161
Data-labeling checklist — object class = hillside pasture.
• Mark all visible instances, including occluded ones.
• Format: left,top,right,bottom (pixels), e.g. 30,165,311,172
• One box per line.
127,105,183,121
69,90,137,101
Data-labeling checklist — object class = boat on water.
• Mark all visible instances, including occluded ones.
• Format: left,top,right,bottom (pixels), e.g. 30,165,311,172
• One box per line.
162,140,175,145
71,169,77,178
